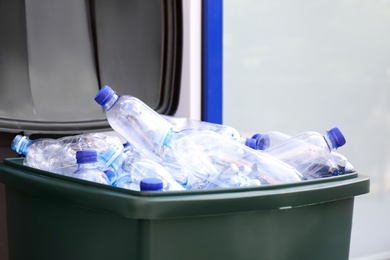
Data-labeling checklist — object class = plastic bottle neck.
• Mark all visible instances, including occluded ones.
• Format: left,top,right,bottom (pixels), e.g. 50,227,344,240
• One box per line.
104,93,119,111
12,136,32,156
324,133,337,150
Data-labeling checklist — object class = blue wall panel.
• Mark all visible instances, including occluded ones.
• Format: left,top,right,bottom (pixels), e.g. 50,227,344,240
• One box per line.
202,0,223,124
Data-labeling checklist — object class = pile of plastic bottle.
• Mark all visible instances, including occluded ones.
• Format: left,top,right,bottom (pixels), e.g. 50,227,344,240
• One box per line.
10,85,355,192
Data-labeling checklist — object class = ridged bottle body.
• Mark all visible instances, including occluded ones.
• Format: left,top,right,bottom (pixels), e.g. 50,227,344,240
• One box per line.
11,133,122,175
263,128,346,179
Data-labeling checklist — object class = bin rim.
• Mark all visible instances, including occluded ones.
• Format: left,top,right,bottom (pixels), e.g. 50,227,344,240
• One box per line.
0,158,370,220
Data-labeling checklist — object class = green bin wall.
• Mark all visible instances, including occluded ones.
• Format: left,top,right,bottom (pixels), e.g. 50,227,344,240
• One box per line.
0,158,370,260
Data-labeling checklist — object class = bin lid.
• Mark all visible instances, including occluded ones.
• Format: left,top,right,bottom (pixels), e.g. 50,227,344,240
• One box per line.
0,158,370,220
0,0,182,134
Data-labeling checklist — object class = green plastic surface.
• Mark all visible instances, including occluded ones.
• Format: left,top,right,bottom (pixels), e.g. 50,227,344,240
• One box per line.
0,158,369,260
0,158,369,219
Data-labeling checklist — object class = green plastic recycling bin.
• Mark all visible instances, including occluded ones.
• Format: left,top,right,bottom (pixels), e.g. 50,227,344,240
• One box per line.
0,157,369,260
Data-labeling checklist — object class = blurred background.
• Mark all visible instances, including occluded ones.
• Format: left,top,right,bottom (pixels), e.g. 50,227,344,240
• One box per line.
223,1,390,259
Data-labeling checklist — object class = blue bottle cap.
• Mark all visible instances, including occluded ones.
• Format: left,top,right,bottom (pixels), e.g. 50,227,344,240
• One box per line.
332,169,340,176
104,169,116,183
327,127,346,148
140,178,163,191
94,85,115,107
245,138,258,149
11,135,32,156
76,149,98,164
251,133,262,139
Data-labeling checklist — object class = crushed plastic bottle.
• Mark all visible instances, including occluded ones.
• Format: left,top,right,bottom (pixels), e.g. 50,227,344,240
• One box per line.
183,129,303,185
71,149,110,185
250,131,291,151
162,115,241,140
262,128,347,179
250,130,355,176
161,115,259,148
11,133,123,174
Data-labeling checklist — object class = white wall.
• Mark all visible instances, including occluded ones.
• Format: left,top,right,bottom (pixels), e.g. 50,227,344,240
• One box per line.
174,0,202,120
223,1,390,259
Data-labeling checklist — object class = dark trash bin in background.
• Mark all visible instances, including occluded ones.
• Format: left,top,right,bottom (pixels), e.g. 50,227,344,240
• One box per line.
0,0,369,260
0,0,181,259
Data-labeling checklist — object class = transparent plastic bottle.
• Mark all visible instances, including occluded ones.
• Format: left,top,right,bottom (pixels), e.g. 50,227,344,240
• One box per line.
161,115,259,148
251,131,291,150
263,128,346,179
140,178,164,192
71,149,110,185
123,142,190,187
162,115,241,139
252,129,355,176
100,143,184,191
11,133,123,174
12,135,63,172
95,85,219,189
182,129,303,185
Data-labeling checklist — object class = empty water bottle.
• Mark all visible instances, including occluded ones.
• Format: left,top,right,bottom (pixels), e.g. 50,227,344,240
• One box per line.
251,129,354,176
263,128,346,179
161,115,259,148
183,129,303,185
11,133,123,174
71,149,110,185
12,135,63,172
100,143,184,191
250,131,291,150
95,85,220,189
